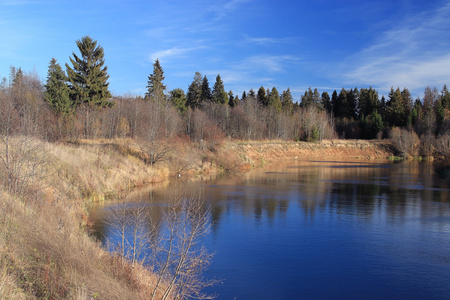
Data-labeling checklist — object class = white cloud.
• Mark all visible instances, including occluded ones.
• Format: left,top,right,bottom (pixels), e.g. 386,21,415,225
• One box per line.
149,46,206,63
341,1,450,95
245,36,299,46
245,55,299,72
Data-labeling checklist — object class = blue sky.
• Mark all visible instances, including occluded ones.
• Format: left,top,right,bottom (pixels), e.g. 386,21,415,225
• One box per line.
1,0,450,100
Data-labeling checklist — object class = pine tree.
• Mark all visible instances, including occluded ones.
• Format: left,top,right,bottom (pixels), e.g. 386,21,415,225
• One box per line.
212,74,228,105
145,58,166,103
186,72,203,109
66,36,112,108
331,90,339,117
281,88,294,113
321,91,332,113
441,84,450,109
228,90,237,107
346,88,358,119
169,88,187,114
248,89,256,99
386,87,406,127
257,86,268,106
241,91,247,101
334,89,348,118
44,58,73,115
359,87,379,119
201,76,212,103
268,87,281,111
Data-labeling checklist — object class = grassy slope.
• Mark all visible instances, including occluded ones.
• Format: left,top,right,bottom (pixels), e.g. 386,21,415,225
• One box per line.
0,138,395,299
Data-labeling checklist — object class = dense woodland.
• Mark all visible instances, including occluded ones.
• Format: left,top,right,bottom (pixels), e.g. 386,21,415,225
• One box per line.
2,36,450,157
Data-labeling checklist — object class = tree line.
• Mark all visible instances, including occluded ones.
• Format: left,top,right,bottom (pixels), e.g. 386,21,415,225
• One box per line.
2,36,450,156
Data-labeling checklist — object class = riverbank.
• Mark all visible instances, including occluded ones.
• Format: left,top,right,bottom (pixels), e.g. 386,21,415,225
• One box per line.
0,138,396,299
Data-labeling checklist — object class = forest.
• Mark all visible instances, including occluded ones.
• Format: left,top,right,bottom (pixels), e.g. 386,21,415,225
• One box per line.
1,36,450,159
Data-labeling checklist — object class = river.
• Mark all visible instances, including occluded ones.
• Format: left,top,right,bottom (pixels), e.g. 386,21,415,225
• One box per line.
90,160,450,299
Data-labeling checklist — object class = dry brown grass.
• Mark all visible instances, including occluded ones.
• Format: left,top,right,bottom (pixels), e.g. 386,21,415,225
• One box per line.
0,138,178,299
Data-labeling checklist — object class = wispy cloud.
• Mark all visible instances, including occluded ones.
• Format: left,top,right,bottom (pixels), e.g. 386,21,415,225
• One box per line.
245,55,300,72
149,46,206,63
245,36,300,46
209,0,251,21
341,1,450,95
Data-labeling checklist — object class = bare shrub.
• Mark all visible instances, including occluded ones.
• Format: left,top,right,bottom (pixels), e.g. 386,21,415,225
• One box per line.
420,133,435,157
150,196,216,300
434,133,450,157
137,139,172,166
298,106,336,141
389,127,420,158
103,195,216,300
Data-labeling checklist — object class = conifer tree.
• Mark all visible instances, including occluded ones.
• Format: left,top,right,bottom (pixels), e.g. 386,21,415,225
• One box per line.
44,58,73,115
257,86,268,106
321,91,332,113
281,88,294,113
228,90,238,107
145,58,166,102
66,36,112,108
248,89,256,99
201,76,212,103
331,90,339,117
212,74,228,105
386,87,406,127
268,87,281,111
359,87,379,119
186,72,203,109
241,91,247,101
169,88,187,114
440,84,450,109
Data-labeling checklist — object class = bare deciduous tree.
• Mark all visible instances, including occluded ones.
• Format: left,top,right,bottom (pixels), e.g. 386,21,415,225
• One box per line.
150,196,216,300
103,195,216,300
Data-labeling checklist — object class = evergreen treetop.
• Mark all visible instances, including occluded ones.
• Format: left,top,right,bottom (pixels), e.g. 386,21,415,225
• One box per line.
44,58,73,115
66,35,112,108
212,74,228,105
186,72,203,109
201,76,212,103
145,58,166,103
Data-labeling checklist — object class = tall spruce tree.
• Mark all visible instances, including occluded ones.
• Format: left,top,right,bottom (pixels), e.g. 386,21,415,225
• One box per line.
66,36,112,108
212,74,228,105
44,58,73,115
145,58,166,102
257,86,268,106
386,87,406,127
281,88,294,113
321,91,332,113
186,72,203,109
201,76,212,103
268,87,281,111
441,84,450,109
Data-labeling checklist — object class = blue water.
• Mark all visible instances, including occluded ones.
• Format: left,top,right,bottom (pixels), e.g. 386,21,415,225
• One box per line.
91,161,450,299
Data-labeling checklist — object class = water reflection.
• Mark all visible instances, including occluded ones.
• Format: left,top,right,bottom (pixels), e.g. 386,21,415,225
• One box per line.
90,161,450,299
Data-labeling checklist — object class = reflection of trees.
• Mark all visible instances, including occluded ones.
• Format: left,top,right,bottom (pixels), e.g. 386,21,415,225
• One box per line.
91,160,450,246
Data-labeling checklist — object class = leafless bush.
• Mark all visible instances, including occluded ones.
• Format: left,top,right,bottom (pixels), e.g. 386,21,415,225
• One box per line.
150,196,216,300
420,133,435,157
298,106,336,141
389,127,420,158
434,133,450,157
103,195,216,300
105,203,151,267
